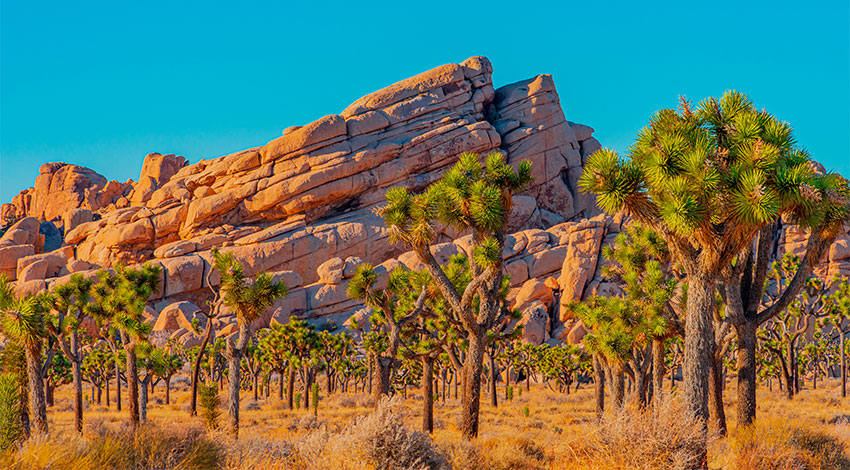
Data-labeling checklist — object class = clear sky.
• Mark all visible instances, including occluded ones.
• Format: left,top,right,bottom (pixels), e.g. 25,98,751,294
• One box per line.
1,1,848,204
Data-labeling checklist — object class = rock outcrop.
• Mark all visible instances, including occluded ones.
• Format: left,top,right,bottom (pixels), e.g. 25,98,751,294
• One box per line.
2,56,848,346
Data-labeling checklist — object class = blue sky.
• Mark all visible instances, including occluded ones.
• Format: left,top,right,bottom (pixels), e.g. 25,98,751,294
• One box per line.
1,1,848,204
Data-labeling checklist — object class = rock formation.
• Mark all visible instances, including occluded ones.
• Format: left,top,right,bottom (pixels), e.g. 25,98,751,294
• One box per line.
2,56,848,348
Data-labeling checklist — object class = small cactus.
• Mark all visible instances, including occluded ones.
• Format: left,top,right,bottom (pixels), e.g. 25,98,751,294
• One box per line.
311,383,319,417
295,392,301,409
507,385,513,402
523,405,530,417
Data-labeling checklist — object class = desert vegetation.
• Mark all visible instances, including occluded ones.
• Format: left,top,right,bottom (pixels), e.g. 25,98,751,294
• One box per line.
1,93,849,469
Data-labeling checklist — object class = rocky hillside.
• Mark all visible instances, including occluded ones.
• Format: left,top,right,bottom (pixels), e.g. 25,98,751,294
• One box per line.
2,56,849,348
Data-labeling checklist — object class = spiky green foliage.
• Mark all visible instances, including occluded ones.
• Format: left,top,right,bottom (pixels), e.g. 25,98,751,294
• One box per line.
600,223,680,340
537,343,589,392
379,151,531,250
88,264,161,340
579,91,850,272
198,382,221,431
212,248,288,326
0,373,23,449
0,296,46,350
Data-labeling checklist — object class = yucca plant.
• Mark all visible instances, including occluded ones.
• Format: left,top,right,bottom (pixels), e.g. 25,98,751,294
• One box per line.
0,373,23,449
198,382,221,431
347,264,428,409
0,276,48,434
88,263,161,427
213,248,288,437
579,91,850,449
44,274,94,433
377,151,531,438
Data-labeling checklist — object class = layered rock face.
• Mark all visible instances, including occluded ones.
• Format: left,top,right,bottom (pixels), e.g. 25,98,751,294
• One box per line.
2,56,848,348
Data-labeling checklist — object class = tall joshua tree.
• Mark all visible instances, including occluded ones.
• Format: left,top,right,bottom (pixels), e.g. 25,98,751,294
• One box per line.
212,248,287,437
89,264,161,426
579,91,850,447
378,151,531,438
0,277,48,434
46,274,94,433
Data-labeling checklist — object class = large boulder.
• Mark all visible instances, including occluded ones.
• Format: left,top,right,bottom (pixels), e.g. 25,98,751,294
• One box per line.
152,301,199,332
139,153,187,186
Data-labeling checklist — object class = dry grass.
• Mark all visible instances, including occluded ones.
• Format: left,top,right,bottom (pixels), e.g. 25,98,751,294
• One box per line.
721,417,850,470
2,377,848,469
558,396,711,470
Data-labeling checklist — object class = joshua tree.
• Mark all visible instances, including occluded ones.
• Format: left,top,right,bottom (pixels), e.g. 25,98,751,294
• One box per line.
601,223,681,405
579,91,850,447
537,343,588,394
347,264,428,408
0,278,47,434
378,151,531,438
89,263,161,426
45,274,94,433
82,342,114,405
822,277,850,397
212,248,287,436
257,323,292,400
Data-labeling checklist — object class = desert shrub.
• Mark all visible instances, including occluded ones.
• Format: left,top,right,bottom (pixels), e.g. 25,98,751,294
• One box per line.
199,382,221,431
294,396,448,470
245,400,261,411
436,433,548,470
563,396,710,470
288,414,322,432
0,373,23,450
220,433,295,470
1,422,222,470
724,418,850,470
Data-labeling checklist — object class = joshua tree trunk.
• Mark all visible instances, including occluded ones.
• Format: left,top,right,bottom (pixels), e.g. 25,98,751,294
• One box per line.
488,352,498,407
373,355,391,409
253,373,259,401
287,366,295,409
25,344,48,434
593,355,605,418
106,376,110,407
682,275,715,470
460,331,486,438
422,356,434,433
708,354,727,436
682,276,715,424
734,321,757,426
611,364,625,408
139,377,149,423
190,316,215,416
124,339,140,426
71,357,83,432
652,338,665,406
227,323,250,437
165,375,171,405
277,370,284,400
303,369,312,409
841,332,846,398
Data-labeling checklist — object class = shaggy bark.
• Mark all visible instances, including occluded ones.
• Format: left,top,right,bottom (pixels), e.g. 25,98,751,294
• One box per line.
25,344,47,434
422,356,434,433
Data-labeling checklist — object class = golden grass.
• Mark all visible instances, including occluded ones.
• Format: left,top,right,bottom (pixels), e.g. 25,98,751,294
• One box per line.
3,377,849,469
